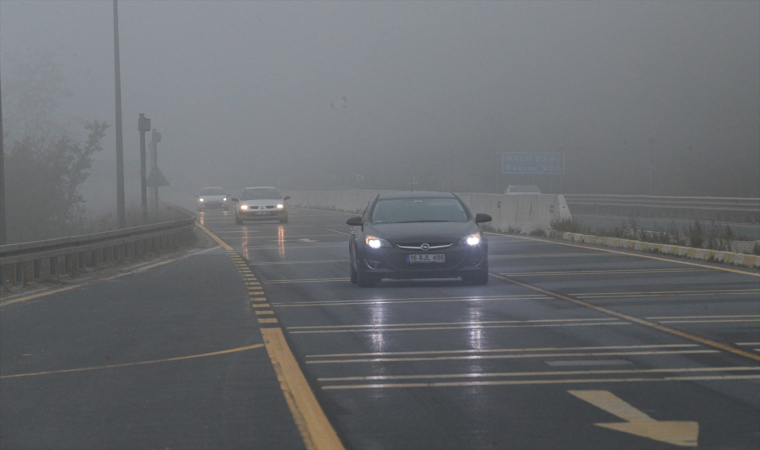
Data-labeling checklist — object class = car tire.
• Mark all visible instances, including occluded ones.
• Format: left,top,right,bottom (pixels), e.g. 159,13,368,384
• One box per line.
235,214,243,225
350,263,358,284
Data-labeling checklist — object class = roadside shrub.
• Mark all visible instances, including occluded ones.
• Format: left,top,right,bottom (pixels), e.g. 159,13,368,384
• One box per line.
529,228,547,237
506,226,522,234
549,219,588,234
687,220,704,248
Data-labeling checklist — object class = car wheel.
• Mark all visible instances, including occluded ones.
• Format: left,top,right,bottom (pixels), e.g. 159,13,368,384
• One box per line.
350,262,358,284
235,214,243,225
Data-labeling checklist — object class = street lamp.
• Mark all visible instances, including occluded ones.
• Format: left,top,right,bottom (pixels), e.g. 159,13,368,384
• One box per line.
113,0,126,228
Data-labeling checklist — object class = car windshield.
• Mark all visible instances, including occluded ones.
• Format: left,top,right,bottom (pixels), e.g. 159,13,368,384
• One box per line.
508,185,541,194
240,188,281,201
371,198,468,224
200,188,225,196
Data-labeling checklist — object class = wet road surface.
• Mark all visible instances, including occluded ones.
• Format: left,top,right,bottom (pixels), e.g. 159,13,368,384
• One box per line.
1,206,758,449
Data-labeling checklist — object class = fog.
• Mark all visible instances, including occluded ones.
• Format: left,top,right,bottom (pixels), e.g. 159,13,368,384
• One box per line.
2,1,759,213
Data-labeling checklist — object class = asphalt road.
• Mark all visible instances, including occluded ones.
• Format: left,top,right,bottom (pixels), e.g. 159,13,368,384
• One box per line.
2,206,759,449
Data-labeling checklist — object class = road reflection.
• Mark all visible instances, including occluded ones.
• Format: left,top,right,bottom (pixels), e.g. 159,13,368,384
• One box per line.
241,227,250,260
369,301,387,353
278,226,285,258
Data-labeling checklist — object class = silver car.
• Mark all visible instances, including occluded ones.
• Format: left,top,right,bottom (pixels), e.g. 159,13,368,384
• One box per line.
196,187,229,211
231,187,290,224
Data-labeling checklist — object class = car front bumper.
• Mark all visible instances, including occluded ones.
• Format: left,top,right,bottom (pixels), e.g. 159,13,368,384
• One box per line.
199,201,228,209
237,209,287,220
355,244,488,280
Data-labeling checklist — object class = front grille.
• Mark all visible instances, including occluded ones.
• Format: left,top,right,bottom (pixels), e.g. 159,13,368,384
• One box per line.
396,242,453,250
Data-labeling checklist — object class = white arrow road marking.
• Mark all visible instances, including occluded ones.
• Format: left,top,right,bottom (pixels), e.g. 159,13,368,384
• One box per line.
298,238,318,242
569,390,698,447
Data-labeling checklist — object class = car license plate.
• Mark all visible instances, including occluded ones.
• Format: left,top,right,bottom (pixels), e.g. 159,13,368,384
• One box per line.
407,254,445,263
254,211,271,215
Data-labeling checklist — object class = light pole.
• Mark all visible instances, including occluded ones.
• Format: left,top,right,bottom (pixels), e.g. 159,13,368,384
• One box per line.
647,136,655,195
113,0,126,228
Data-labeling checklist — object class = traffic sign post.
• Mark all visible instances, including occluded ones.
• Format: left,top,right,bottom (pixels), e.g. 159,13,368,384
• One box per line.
138,114,151,221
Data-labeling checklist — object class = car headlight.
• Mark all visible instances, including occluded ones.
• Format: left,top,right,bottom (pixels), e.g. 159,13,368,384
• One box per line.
199,198,204,202
223,197,227,201
240,205,249,210
276,204,284,209
365,236,391,249
459,233,481,246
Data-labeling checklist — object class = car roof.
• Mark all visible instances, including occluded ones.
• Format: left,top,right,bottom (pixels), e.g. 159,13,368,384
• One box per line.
241,186,277,190
376,191,457,200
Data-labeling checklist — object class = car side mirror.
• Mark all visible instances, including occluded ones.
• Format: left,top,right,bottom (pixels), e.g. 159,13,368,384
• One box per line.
230,197,239,202
346,216,363,227
475,213,492,223
283,196,291,201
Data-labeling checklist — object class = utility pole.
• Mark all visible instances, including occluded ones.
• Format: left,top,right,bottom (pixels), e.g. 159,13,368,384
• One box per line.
138,114,150,221
113,0,126,228
0,73,6,247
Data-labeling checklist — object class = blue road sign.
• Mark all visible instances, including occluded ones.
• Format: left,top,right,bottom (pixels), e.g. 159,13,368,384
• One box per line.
502,152,564,174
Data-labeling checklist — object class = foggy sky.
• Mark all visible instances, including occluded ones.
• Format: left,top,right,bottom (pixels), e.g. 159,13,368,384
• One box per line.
2,1,759,210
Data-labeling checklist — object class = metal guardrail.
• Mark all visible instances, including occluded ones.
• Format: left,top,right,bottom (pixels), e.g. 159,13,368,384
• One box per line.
1,204,197,287
563,195,760,224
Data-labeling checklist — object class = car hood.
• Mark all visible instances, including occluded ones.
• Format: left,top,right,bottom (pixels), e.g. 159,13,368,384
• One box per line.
239,199,283,207
367,221,479,242
201,195,227,201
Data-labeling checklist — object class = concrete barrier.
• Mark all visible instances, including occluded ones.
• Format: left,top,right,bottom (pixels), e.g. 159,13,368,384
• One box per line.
282,190,572,234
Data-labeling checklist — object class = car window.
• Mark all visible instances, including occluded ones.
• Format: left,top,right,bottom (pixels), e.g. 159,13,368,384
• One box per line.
200,188,225,196
506,185,541,194
371,198,468,223
239,188,282,200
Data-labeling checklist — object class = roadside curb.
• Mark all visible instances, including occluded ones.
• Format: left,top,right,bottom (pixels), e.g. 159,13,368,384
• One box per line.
552,231,760,269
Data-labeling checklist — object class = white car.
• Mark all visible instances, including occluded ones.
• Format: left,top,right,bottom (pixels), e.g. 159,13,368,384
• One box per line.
196,187,229,211
231,187,290,224
504,185,541,194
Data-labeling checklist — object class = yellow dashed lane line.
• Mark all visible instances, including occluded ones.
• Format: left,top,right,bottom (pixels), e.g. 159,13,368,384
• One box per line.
196,221,344,450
